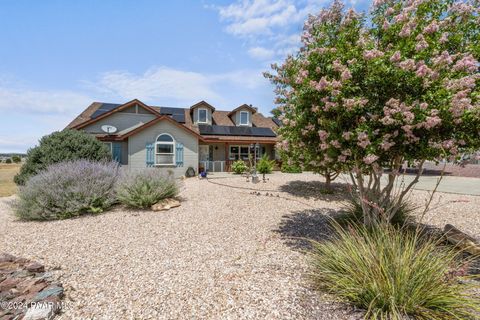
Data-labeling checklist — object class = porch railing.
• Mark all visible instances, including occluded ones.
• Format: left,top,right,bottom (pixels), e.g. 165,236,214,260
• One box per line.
199,159,282,173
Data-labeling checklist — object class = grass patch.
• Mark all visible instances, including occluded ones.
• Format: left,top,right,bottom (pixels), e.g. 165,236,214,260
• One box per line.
310,224,480,319
0,163,21,197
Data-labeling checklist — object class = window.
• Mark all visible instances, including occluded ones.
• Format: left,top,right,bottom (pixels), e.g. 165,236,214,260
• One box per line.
240,146,249,160
155,133,175,165
198,108,208,124
229,145,263,160
229,146,239,160
239,111,249,125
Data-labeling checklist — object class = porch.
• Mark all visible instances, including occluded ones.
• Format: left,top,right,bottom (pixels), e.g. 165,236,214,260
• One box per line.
198,142,277,173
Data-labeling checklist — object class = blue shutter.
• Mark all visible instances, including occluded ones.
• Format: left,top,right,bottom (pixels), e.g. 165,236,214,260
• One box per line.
146,142,154,167
112,142,122,163
175,142,184,167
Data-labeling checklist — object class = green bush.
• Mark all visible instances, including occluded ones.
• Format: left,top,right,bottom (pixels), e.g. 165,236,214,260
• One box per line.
5,158,12,164
116,169,178,209
14,160,119,220
339,195,416,227
256,154,275,175
310,224,480,320
11,155,21,163
231,160,247,174
14,130,111,185
281,162,302,173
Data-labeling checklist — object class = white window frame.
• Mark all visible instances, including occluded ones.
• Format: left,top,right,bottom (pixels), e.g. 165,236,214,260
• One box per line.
197,108,208,124
239,111,249,126
155,133,175,166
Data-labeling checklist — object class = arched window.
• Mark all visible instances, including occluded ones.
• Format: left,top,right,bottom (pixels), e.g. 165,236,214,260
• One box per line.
155,133,175,165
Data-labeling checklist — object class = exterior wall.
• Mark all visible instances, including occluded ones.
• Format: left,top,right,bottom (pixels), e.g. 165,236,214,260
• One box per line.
233,109,252,127
82,113,156,134
128,120,198,177
192,107,212,125
120,141,129,165
198,143,226,161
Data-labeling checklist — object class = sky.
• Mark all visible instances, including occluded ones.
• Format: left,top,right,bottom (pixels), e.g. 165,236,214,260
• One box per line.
0,0,370,153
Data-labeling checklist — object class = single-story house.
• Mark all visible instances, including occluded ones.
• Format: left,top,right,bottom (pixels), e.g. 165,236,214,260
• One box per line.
67,99,281,176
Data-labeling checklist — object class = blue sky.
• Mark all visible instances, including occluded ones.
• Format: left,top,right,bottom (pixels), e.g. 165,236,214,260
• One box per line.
0,0,369,153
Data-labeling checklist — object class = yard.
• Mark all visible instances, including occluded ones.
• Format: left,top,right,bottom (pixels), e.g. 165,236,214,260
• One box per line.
1,172,479,319
0,163,20,197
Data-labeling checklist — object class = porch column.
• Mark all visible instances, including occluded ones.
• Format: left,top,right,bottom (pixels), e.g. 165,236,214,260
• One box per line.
225,142,229,171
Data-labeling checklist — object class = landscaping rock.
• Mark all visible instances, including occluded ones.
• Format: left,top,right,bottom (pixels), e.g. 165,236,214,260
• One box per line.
151,198,181,211
0,253,63,320
444,224,480,255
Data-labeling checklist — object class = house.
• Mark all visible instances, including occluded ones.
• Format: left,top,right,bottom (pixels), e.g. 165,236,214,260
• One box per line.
67,99,280,176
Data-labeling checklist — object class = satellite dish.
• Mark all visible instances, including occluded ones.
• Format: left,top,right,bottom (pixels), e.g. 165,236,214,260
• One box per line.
101,125,117,134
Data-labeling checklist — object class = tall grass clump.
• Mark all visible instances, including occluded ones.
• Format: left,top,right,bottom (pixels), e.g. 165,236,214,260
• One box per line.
310,224,480,320
15,160,119,220
116,169,178,209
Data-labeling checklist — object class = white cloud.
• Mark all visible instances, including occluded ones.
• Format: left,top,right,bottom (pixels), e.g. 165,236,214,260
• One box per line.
90,66,268,106
247,46,275,60
0,87,92,115
213,0,325,61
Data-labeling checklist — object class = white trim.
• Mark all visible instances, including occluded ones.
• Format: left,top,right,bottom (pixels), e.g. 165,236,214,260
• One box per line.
155,133,175,166
239,111,249,126
197,108,208,124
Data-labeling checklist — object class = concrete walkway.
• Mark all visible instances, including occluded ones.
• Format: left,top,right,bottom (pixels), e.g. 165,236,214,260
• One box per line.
207,172,480,196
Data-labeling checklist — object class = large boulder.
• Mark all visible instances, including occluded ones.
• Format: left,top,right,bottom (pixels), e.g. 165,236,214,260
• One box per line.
443,224,480,255
151,198,181,211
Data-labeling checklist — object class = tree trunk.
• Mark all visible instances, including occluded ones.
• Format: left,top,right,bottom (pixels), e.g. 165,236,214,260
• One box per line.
325,174,332,191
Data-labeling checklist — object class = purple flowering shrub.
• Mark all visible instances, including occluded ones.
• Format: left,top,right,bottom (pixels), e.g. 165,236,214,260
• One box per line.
116,169,178,209
266,0,480,225
14,160,119,220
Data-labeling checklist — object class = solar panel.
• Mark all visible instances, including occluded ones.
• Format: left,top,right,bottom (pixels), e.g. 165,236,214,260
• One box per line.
272,117,282,127
198,125,276,137
170,114,185,123
159,107,185,115
91,103,122,119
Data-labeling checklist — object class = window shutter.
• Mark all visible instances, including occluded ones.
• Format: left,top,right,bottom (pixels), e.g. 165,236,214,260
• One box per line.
146,142,154,167
112,143,122,163
175,143,184,167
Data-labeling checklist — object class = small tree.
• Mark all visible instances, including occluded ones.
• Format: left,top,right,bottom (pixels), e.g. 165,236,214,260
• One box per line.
257,154,275,181
15,130,111,185
266,0,480,225
11,155,21,163
5,158,12,164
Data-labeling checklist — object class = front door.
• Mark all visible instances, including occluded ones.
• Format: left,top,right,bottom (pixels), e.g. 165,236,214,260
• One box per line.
199,145,210,161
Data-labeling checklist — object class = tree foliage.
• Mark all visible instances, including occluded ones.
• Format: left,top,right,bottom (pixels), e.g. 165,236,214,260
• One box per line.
266,0,480,225
14,130,111,185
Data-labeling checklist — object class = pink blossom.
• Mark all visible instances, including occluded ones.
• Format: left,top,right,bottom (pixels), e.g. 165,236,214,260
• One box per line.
453,54,478,73
342,131,353,140
316,77,329,91
341,69,352,81
383,20,390,30
332,59,344,72
419,102,428,110
363,49,385,60
423,116,442,129
390,51,401,63
399,59,416,71
416,63,433,78
311,105,320,113
331,140,341,148
318,130,329,141
424,20,439,34
432,51,453,67
338,155,347,162
385,7,394,15
363,154,379,164
399,24,411,37
415,34,428,51
320,143,329,150
380,140,395,151
439,32,448,43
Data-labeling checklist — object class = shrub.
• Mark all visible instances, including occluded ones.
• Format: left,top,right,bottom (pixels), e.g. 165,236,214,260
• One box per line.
116,169,178,209
15,130,111,185
14,160,119,220
231,160,247,174
281,162,302,173
5,158,12,164
11,155,21,163
310,224,480,320
339,195,416,227
256,154,275,175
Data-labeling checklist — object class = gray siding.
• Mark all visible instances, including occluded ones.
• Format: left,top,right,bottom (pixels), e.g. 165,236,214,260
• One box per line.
128,120,198,177
192,107,212,125
120,141,128,165
82,113,156,134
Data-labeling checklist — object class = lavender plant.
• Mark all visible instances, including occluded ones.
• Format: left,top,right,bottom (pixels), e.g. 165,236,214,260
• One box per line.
116,169,178,209
14,160,119,220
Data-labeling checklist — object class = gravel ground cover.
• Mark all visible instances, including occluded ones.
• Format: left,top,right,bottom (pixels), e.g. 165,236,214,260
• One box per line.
0,172,479,319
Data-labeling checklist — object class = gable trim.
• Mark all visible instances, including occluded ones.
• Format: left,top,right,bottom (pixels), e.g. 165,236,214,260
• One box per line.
189,100,216,111
72,99,161,129
227,104,257,117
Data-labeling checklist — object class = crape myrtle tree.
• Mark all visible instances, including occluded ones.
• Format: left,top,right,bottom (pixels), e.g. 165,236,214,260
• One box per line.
266,0,480,226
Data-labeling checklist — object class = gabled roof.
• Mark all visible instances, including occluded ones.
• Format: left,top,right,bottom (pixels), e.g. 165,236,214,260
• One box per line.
227,104,257,117
189,100,215,111
70,99,161,130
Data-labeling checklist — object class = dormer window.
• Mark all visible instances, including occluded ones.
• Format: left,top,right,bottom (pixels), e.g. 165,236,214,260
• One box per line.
239,111,249,126
198,108,208,124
